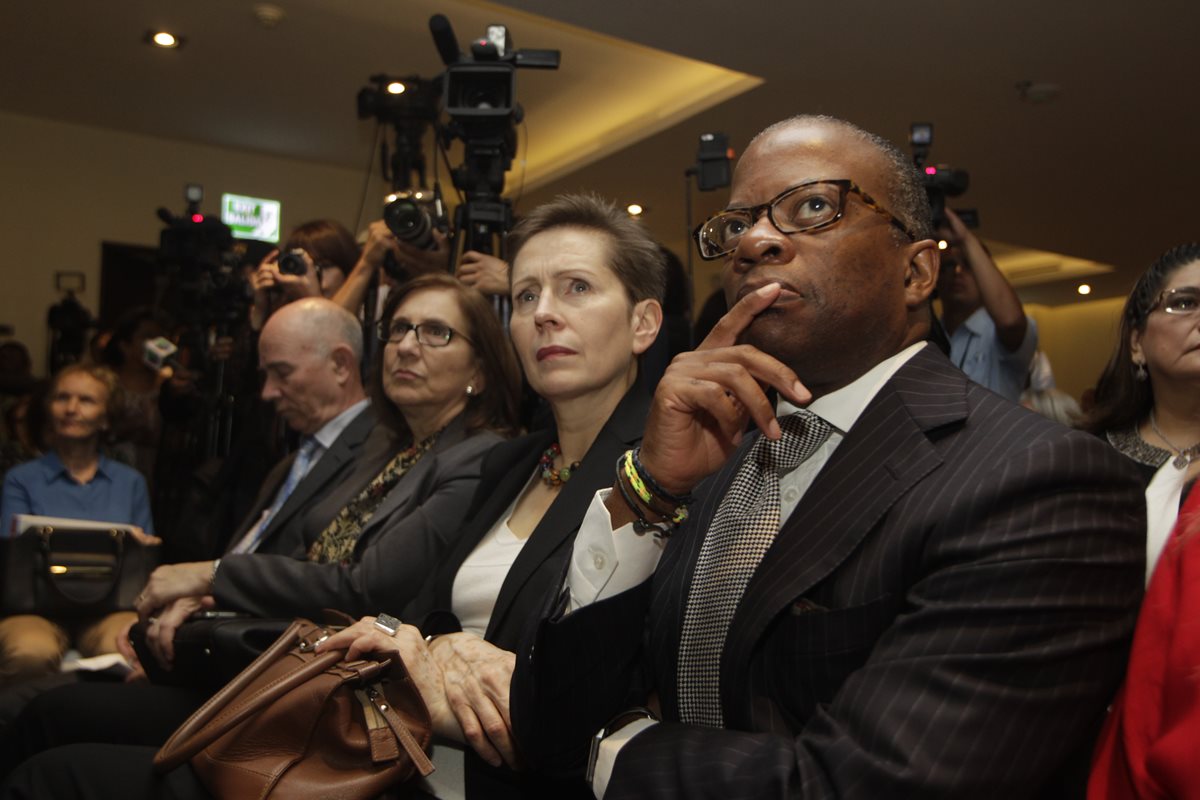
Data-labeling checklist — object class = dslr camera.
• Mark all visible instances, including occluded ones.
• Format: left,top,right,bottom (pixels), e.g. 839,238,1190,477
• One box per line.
383,189,444,250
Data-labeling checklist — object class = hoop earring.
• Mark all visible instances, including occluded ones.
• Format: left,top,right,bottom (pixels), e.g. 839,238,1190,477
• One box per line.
1133,361,1148,382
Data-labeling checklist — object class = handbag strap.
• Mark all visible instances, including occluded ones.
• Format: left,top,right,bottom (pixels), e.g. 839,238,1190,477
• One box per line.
364,685,436,777
154,618,335,770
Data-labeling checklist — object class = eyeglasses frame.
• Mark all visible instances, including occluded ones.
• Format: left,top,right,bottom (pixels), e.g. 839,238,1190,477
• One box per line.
1148,286,1200,317
375,319,473,348
694,178,918,261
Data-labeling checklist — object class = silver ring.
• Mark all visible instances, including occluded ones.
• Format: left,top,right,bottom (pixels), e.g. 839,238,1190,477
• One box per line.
373,613,402,637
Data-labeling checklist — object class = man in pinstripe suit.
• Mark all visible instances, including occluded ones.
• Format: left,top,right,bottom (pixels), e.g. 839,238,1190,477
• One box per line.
511,116,1145,798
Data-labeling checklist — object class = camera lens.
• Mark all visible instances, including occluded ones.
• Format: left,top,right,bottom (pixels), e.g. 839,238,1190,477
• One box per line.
384,198,434,249
277,249,308,276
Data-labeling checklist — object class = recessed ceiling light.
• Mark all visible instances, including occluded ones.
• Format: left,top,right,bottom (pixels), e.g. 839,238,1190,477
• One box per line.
626,204,644,217
1077,284,1092,296
146,30,184,49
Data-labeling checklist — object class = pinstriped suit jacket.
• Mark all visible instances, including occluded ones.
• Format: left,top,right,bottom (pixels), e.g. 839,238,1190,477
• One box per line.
513,344,1146,799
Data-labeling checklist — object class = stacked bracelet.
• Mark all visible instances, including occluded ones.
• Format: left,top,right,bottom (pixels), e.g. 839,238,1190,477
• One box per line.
614,449,692,537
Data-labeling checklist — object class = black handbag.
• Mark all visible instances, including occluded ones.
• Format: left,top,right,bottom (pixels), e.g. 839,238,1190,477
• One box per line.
131,614,292,689
0,525,160,618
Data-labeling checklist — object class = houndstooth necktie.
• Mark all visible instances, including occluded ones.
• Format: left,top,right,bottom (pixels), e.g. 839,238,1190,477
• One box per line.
677,410,833,727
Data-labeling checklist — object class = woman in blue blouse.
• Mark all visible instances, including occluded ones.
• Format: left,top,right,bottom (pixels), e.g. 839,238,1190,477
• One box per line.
0,363,155,683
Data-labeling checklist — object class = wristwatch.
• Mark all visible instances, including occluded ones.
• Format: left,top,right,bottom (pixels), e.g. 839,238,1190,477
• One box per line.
585,706,659,784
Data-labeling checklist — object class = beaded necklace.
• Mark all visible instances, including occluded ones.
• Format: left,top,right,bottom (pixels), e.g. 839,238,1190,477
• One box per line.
539,443,581,488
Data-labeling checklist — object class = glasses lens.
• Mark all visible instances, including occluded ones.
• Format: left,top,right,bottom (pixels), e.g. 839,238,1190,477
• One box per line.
417,322,452,346
699,213,751,258
382,322,415,343
1163,288,1200,314
773,183,843,231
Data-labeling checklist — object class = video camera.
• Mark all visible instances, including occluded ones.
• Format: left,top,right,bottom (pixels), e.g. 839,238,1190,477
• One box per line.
909,123,976,229
432,15,559,254
357,16,560,263
154,183,250,330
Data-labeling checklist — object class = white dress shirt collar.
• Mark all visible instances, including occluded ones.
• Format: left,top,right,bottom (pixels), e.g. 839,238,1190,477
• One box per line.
778,341,928,434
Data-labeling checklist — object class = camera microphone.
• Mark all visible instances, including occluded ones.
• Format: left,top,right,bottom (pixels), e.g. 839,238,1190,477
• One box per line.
429,14,461,67
143,337,183,374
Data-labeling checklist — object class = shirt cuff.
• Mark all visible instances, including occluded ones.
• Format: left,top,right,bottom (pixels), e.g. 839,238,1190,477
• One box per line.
567,490,666,613
592,718,658,799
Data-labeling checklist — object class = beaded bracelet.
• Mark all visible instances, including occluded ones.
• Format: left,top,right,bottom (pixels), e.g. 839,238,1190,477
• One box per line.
631,447,693,506
622,449,690,525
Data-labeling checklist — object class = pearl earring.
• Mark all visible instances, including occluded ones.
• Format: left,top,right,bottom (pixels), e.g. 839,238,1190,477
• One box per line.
466,384,475,396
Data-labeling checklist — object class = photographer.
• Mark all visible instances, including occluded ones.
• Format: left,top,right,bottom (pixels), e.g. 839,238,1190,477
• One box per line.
332,219,451,316
937,208,1038,402
248,219,360,331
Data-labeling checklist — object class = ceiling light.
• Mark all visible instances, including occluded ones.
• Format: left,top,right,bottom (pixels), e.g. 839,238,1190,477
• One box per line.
146,30,183,49
386,82,406,95
626,204,644,217
253,4,286,29
1077,284,1092,296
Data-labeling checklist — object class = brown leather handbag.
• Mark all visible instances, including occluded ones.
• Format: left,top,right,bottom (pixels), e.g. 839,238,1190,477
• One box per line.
154,618,435,799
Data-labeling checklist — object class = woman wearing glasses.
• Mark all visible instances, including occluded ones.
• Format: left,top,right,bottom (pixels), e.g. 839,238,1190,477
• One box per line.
1083,243,1200,582
143,274,522,628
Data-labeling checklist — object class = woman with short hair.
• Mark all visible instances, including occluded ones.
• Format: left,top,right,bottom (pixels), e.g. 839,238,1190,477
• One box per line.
0,363,156,682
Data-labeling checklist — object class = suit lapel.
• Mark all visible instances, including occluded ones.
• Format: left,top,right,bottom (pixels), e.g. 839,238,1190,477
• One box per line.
429,431,551,613
259,407,377,546
693,347,970,728
353,416,470,547
486,387,651,641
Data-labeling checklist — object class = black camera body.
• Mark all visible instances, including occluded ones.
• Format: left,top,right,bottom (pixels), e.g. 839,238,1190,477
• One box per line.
909,123,976,229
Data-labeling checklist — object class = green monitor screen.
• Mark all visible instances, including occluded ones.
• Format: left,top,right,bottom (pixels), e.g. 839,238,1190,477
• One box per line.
220,193,281,243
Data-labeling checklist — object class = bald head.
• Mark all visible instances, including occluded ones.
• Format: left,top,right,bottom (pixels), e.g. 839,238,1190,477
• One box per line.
263,297,363,363
259,298,366,434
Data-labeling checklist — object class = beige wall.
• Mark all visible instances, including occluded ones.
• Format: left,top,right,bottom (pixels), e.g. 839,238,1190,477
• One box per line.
0,111,388,375
1027,298,1125,402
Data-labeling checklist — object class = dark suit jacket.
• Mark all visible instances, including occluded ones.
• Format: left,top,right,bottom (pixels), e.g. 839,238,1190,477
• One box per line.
213,416,504,619
222,405,391,558
513,344,1146,799
403,384,651,800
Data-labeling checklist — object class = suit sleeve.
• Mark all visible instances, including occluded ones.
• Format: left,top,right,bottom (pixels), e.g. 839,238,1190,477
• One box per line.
518,430,1146,799
211,435,495,619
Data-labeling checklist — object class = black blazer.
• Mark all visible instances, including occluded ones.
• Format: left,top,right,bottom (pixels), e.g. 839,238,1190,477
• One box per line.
513,345,1147,799
223,405,391,558
405,383,651,799
213,416,504,619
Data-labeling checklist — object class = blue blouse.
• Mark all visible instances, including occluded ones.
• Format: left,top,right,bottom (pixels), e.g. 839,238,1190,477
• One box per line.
1,451,154,536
